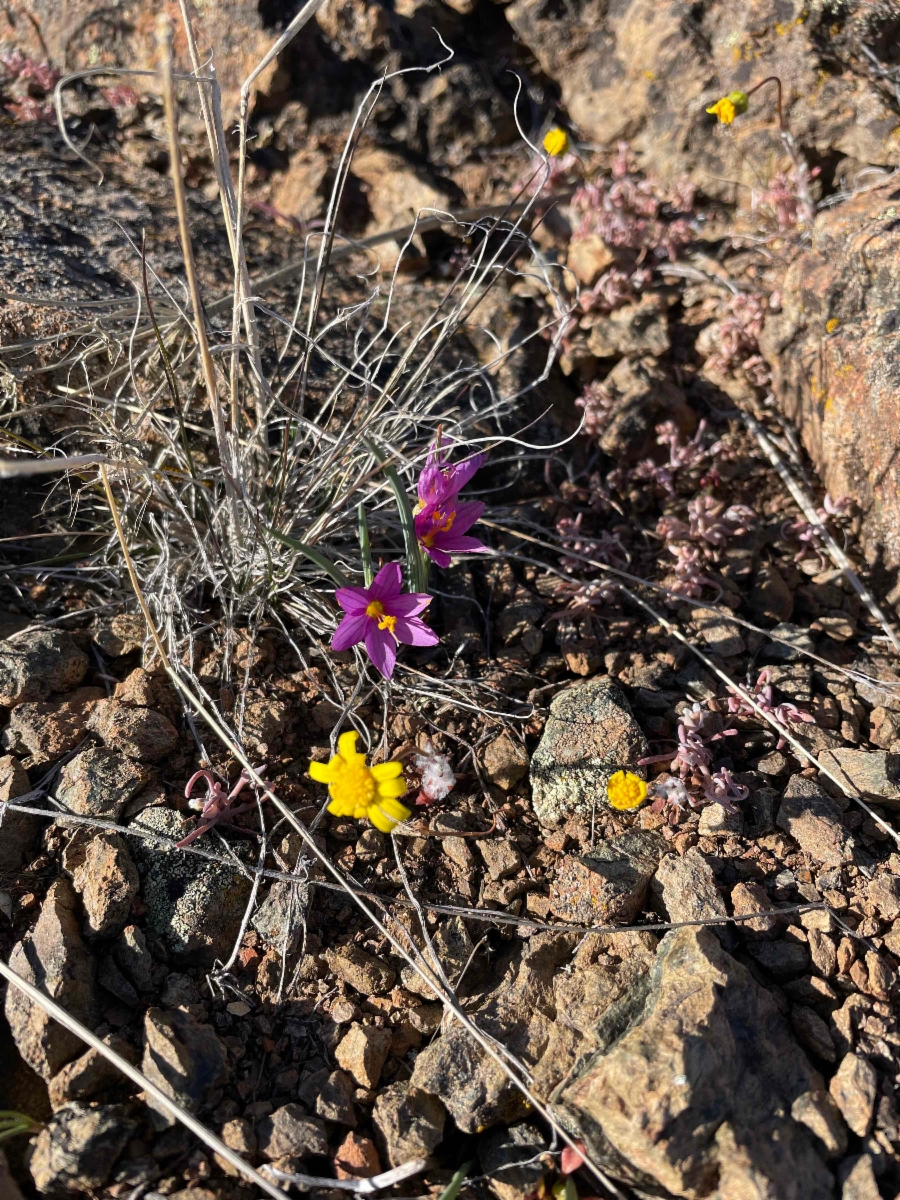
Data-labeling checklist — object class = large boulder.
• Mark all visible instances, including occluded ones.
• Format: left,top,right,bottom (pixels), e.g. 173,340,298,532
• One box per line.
762,187,900,596
558,926,836,1198
505,0,900,198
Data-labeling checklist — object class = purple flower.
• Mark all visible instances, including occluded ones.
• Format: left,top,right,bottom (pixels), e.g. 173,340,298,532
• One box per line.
414,497,486,568
416,436,486,510
332,562,438,679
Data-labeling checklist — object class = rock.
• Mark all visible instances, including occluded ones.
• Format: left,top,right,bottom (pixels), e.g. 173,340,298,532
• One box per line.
141,1008,229,1126
697,802,743,837
691,608,745,657
241,698,289,754
8,0,279,118
94,615,145,658
841,1155,882,1200
325,945,396,996
411,934,572,1132
334,1132,381,1181
97,955,139,1007
791,1005,836,1063
819,749,900,808
595,356,691,463
29,1103,136,1193
829,1052,878,1137
559,926,833,1199
730,881,779,937
746,938,810,981
1,687,104,767
764,623,817,663
257,1105,328,1160
252,881,307,954
790,1090,848,1159
653,849,727,928
4,879,98,1079
401,916,475,1000
477,838,522,881
64,830,139,939
749,563,794,623
350,147,452,269
88,699,178,763
54,748,150,820
371,1082,446,1167
215,1118,257,1177
128,806,251,966
530,677,647,827
506,0,898,200
867,874,900,920
550,829,666,924
0,753,43,872
481,733,529,791
112,925,153,992
567,233,615,285
762,191,900,588
315,1070,356,1126
0,630,87,706
48,1035,138,1110
479,1123,547,1200
776,774,852,866
270,152,329,225
585,293,669,358
334,1024,392,1089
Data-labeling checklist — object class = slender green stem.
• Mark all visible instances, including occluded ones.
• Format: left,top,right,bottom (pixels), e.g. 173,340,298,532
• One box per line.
357,503,374,586
437,1163,472,1200
266,529,349,588
362,437,429,592
0,1111,41,1143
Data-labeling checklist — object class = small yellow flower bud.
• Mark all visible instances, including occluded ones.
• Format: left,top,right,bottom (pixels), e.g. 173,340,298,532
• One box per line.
706,91,749,125
607,770,648,811
543,127,569,157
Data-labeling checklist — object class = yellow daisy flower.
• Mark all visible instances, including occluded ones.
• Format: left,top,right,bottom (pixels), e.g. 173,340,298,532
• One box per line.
309,731,411,833
607,770,648,811
543,127,569,157
706,91,749,125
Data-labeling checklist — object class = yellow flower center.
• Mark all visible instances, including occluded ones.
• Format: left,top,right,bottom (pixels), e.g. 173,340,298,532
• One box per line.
378,613,397,634
607,770,648,811
330,758,377,816
543,127,569,157
422,509,456,547
365,600,384,619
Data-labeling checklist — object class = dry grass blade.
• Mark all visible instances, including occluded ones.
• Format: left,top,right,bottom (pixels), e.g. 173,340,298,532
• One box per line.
0,957,292,1200
0,454,108,477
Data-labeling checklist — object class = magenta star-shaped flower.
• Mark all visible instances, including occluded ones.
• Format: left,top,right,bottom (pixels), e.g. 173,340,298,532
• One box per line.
331,562,438,678
414,436,486,567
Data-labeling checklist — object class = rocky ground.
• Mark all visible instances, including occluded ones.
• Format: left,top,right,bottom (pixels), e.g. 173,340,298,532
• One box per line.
3,1,900,1199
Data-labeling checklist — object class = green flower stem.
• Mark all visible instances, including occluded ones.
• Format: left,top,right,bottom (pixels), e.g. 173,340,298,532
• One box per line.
266,529,349,588
357,503,374,586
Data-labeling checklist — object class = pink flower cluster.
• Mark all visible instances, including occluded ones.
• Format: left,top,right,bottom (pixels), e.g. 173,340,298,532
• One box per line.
1,48,60,123
657,495,757,598
724,668,815,750
703,292,770,388
570,143,695,264
608,420,726,500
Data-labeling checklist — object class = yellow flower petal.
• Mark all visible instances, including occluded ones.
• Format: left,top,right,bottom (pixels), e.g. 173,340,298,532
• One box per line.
309,759,337,783
607,770,648,811
371,761,404,781
376,776,409,801
337,730,361,761
543,127,569,157
368,797,412,833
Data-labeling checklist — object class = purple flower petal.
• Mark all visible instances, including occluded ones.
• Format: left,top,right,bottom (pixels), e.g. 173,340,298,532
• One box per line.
394,616,440,647
429,532,486,557
448,499,484,535
331,612,370,652
335,586,371,614
369,561,403,603
386,592,432,619
365,624,397,678
423,544,452,568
